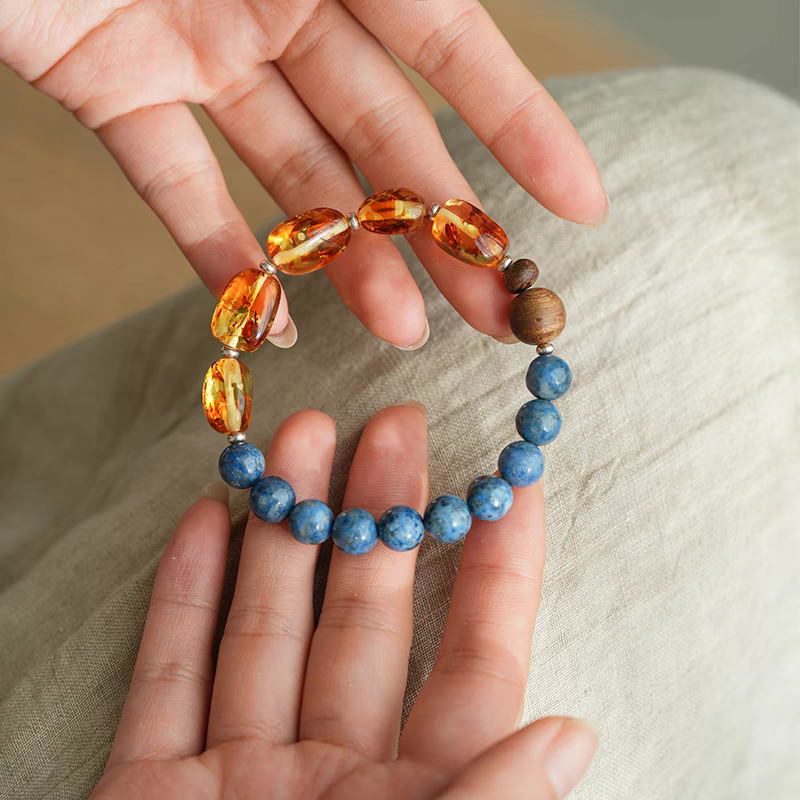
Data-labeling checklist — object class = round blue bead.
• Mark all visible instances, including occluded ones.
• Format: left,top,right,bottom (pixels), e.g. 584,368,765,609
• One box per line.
516,399,562,445
498,441,544,487
218,442,265,489
249,475,296,523
526,354,572,400
287,499,334,545
332,508,378,555
377,505,425,551
423,495,472,543
467,476,514,521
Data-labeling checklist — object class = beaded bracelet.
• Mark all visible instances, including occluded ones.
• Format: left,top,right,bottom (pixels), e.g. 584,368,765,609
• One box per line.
202,189,572,555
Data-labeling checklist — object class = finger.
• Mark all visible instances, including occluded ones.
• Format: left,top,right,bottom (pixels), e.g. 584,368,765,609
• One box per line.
276,2,512,339
436,717,597,800
207,410,337,747
108,488,231,766
96,102,290,339
401,479,546,769
300,403,428,760
345,0,608,226
204,63,428,348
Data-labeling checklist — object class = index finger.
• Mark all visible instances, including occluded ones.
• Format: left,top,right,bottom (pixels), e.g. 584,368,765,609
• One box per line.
97,102,291,340
400,478,546,770
108,492,231,767
344,0,608,225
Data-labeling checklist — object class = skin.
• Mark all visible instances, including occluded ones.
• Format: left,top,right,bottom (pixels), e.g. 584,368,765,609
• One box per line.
89,406,596,799
0,0,607,347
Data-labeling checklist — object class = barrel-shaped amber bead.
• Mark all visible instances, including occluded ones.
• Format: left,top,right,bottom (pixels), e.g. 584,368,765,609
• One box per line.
267,207,351,275
202,358,253,434
431,199,509,268
211,268,281,352
357,188,428,234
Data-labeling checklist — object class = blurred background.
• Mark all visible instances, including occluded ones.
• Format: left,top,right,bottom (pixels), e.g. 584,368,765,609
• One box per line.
1,0,797,373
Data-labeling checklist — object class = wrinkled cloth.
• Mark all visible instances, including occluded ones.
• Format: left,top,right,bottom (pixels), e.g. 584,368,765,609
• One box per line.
1,67,798,799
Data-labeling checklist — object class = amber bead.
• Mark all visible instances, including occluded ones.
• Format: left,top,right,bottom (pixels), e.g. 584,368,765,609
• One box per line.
431,199,509,268
357,188,427,234
508,288,566,345
267,207,351,275
503,258,540,294
211,268,281,352
202,358,253,434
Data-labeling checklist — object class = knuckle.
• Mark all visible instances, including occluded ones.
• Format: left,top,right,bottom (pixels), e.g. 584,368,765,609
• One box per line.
319,592,405,638
457,559,538,590
139,159,220,207
299,715,373,758
134,658,212,690
183,218,253,262
148,591,218,621
487,88,547,152
411,4,482,82
224,602,309,644
340,93,419,164
435,637,527,696
267,139,344,201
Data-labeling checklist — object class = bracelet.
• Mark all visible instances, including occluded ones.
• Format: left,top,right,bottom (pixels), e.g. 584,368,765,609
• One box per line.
201,189,572,555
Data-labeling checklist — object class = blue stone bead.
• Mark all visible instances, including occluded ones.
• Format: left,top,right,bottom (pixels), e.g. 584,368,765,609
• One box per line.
377,505,425,552
287,499,334,545
467,476,514,521
516,399,562,445
332,508,378,555
218,442,265,489
526,354,572,400
423,495,472,543
249,475,296,523
498,441,544,487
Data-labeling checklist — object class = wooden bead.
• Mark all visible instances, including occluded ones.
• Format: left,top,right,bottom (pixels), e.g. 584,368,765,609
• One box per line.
508,288,566,345
503,258,540,294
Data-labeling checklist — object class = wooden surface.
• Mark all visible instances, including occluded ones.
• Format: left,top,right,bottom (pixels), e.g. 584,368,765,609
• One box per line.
503,258,541,295
0,0,656,374
509,288,567,345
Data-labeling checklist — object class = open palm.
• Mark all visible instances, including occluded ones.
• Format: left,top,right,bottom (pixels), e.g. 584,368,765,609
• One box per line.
0,0,606,347
91,406,595,799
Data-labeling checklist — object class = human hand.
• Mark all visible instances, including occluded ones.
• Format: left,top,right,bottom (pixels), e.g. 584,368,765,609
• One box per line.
92,405,596,799
0,0,607,348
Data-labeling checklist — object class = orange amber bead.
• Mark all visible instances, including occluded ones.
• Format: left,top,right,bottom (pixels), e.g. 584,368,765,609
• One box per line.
267,207,351,275
211,268,281,352
431,199,509,268
357,188,427,234
202,358,253,434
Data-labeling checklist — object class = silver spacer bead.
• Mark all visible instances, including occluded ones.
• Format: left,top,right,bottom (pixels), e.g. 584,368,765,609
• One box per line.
221,345,241,359
227,432,247,444
259,258,278,275
497,255,513,273
428,203,441,219
536,343,554,355
347,212,361,231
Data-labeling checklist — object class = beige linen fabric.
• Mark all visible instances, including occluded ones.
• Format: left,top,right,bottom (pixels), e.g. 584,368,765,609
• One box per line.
1,67,798,799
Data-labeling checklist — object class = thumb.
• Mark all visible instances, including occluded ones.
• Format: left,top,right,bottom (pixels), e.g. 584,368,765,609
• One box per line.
436,717,597,800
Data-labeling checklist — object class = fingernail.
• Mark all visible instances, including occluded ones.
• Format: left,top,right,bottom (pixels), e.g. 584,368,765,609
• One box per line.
393,318,430,351
268,315,298,348
543,719,598,798
581,189,610,230
491,333,519,345
200,480,229,505
402,400,427,418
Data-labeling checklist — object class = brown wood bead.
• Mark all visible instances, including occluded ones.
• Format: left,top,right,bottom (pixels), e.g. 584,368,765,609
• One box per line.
508,288,566,345
503,258,540,294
